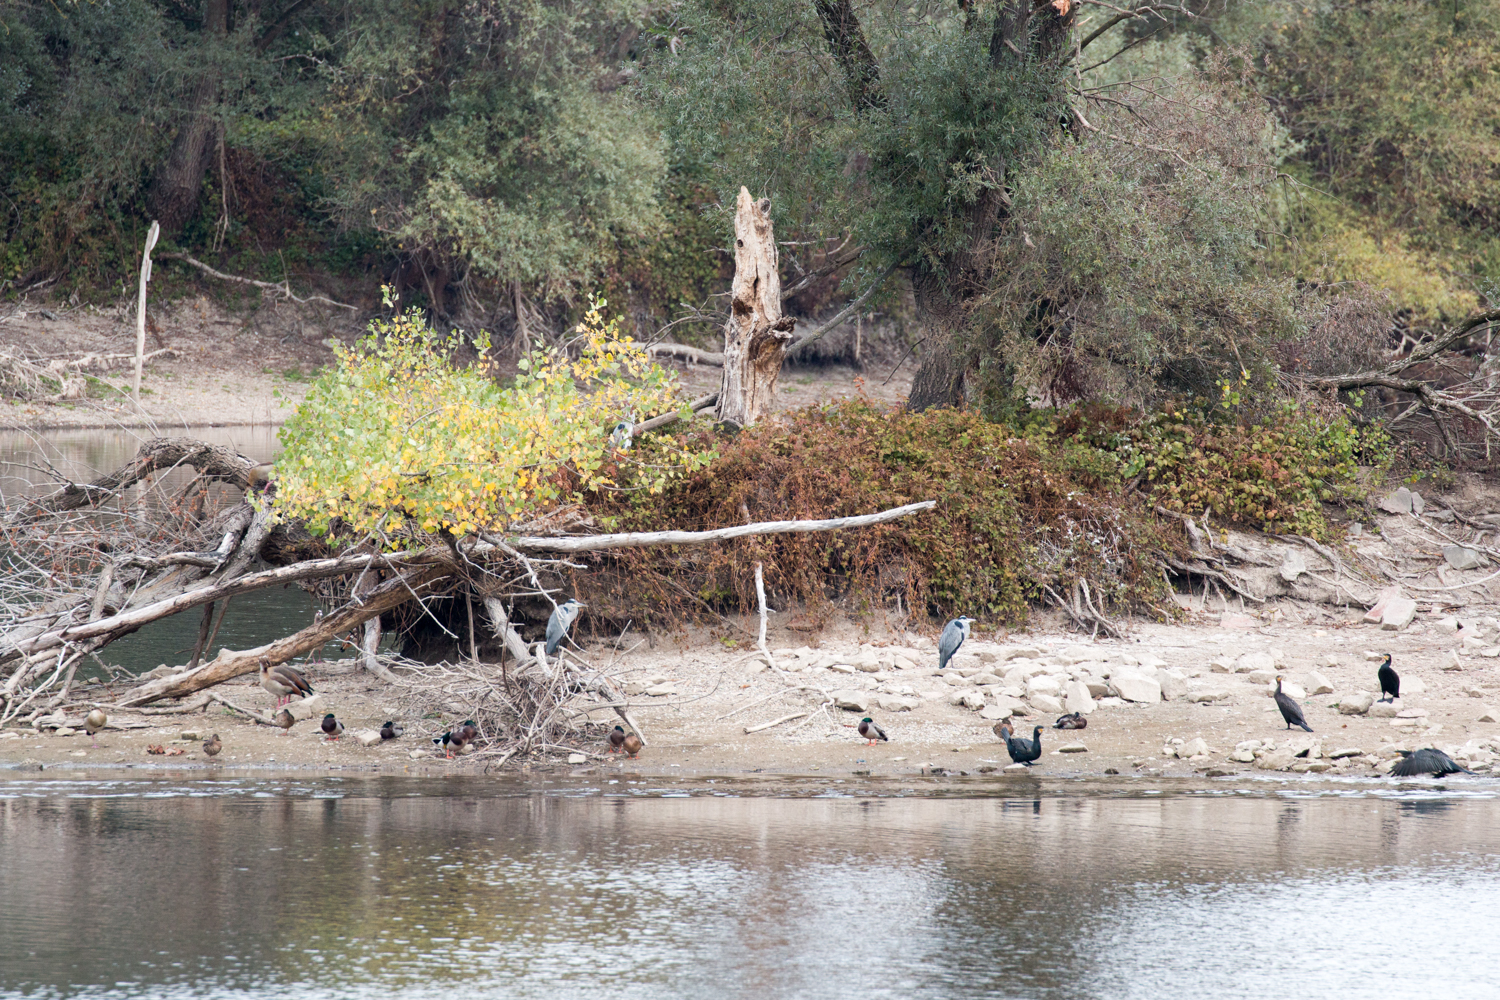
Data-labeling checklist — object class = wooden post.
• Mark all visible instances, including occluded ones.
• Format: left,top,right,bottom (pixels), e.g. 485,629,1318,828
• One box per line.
716,188,795,427
133,221,161,404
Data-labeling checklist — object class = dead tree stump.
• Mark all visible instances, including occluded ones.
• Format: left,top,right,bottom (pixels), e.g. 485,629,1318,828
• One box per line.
716,188,795,427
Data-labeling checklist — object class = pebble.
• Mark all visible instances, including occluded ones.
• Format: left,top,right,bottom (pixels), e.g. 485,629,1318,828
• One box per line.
54,727,76,737
567,753,587,764
1056,742,1088,753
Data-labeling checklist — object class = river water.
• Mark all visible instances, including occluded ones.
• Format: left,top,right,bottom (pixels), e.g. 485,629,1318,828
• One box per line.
2,773,1498,999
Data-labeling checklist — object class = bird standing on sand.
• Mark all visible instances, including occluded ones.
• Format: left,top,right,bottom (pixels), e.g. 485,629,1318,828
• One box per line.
203,734,222,758
1392,747,1473,778
1053,712,1087,730
998,723,1043,766
321,713,345,741
434,720,478,758
858,717,889,746
380,721,403,741
622,732,643,758
938,616,975,671
1273,675,1313,732
1377,653,1400,703
84,708,107,748
608,725,627,753
272,709,295,735
546,599,585,657
260,657,314,708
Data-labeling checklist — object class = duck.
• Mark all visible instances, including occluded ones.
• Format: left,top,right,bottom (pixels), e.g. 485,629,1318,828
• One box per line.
434,720,478,759
320,713,345,741
1377,653,1400,703
1392,747,1474,778
998,723,1043,766
622,732,643,758
84,708,107,748
203,734,222,758
858,717,888,746
260,657,314,707
1273,675,1313,732
608,725,627,753
938,615,975,670
1053,712,1087,730
379,721,403,741
272,708,295,735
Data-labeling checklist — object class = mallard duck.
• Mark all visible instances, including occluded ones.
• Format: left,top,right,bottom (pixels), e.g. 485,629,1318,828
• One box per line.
998,723,1043,766
938,616,975,670
84,708,107,748
203,734,222,758
608,725,627,753
1053,712,1087,730
858,717,888,746
320,713,345,741
1392,747,1474,778
622,732,643,758
545,599,585,656
260,657,314,707
1274,676,1313,732
1377,653,1400,703
379,721,403,741
272,708,295,735
433,720,478,759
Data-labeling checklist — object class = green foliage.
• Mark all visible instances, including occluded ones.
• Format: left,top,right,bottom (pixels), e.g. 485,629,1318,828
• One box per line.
274,293,709,545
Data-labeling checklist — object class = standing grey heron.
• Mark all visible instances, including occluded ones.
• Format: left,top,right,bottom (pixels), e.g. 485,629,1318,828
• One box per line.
546,598,585,656
609,420,633,452
937,616,975,670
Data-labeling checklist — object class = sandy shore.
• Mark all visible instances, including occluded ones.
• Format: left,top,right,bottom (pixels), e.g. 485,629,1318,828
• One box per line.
8,609,1499,787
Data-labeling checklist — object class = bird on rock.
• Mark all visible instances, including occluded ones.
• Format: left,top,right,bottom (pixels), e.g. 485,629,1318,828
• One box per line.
84,708,107,748
1274,675,1313,732
858,717,889,746
938,615,975,671
622,732,643,759
379,721,403,741
203,734,222,758
998,723,1043,766
260,657,314,708
1392,747,1474,778
545,599,585,657
1377,653,1400,703
608,725,627,753
272,709,296,735
321,713,345,741
1053,712,1087,730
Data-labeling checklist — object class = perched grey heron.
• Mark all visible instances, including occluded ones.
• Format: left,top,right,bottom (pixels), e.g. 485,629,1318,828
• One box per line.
609,420,633,452
937,615,975,670
546,598,585,656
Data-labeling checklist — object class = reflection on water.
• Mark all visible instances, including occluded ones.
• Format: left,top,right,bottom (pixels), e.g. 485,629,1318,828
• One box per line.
0,427,342,675
2,776,1498,999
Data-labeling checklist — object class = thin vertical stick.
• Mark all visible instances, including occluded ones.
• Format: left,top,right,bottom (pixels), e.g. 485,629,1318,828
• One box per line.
133,220,161,404
754,561,775,669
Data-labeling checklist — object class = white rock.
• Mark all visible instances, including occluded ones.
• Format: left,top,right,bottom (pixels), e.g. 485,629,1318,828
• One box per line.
354,730,381,747
1480,708,1499,723
1324,653,1341,667
1026,674,1062,696
1444,545,1484,571
1380,597,1419,631
1368,701,1399,718
645,682,679,697
1244,669,1277,685
1056,743,1088,753
1210,658,1233,673
1377,487,1414,514
971,672,1003,686
1028,693,1065,715
833,690,872,712
878,695,921,713
1279,550,1307,582
1329,747,1363,759
1338,692,1374,715
1235,651,1277,674
408,749,432,760
1404,677,1426,694
951,690,986,710
1396,707,1428,718
1084,678,1111,699
1281,680,1307,700
1438,616,1461,632
1064,679,1096,715
286,694,325,722
568,753,587,764
1230,749,1255,763
1187,684,1235,703
998,646,1043,661
1179,737,1209,758
827,662,858,674
1305,671,1335,696
1461,634,1488,651
1112,672,1162,703
945,673,973,686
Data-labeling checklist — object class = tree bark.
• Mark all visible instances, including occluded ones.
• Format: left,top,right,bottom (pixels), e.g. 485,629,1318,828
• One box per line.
146,0,228,235
716,188,795,427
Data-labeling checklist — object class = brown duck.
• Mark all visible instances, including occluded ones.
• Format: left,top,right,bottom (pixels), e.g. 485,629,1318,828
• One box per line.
203,734,222,758
260,657,313,707
622,732,643,758
84,708,108,748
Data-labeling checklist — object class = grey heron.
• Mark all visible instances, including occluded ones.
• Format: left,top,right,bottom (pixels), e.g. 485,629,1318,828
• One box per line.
937,615,975,670
546,598,585,656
